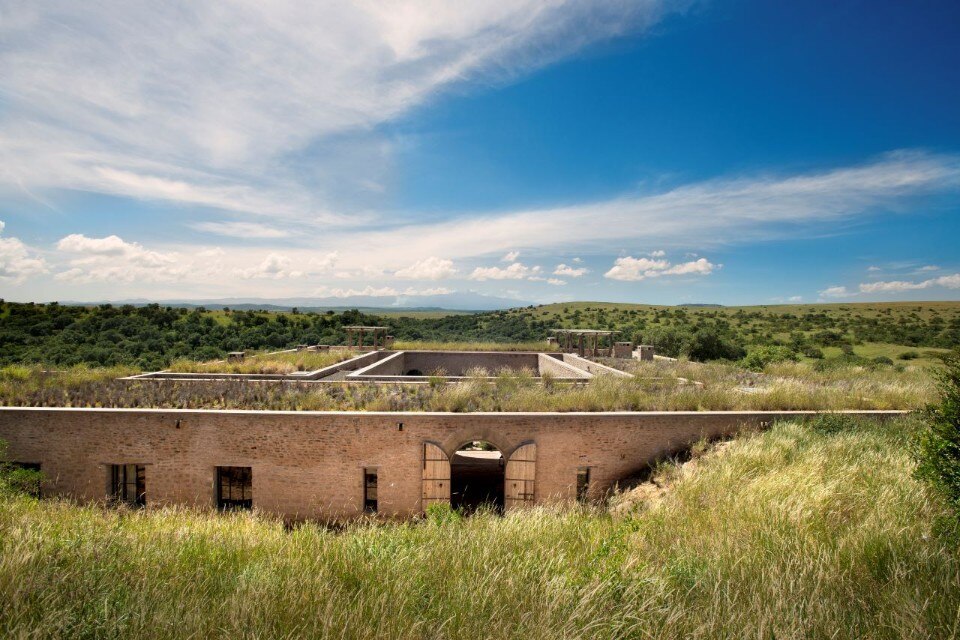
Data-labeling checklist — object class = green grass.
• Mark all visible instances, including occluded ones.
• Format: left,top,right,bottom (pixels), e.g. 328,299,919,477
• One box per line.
0,358,938,411
392,340,559,352
1,415,957,638
167,349,358,374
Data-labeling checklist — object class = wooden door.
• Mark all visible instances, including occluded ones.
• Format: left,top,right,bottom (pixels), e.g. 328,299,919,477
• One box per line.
422,442,450,510
505,442,536,511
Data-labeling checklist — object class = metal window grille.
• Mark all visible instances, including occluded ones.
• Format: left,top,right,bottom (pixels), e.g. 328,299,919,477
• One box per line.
110,464,145,507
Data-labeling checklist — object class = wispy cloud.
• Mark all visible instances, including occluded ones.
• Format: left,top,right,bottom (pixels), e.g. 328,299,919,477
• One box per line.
0,1,681,220
859,274,960,293
189,221,291,239
319,151,960,266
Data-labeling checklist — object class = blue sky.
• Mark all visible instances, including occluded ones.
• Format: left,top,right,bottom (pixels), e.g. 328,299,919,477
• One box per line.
1,0,959,305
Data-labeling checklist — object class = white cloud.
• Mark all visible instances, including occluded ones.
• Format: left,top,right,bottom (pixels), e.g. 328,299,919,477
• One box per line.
788,295,803,303
502,251,520,262
662,257,717,276
547,278,567,286
553,263,588,277
603,256,718,281
918,265,940,272
858,274,960,293
325,151,960,266
649,249,666,257
0,1,679,219
468,262,542,281
572,257,583,263
819,286,850,298
867,265,881,272
190,221,291,239
196,247,226,258
312,285,453,298
0,229,48,282
236,253,303,280
394,256,457,280
55,233,185,283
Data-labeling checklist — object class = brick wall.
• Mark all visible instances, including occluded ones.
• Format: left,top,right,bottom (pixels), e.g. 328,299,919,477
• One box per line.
0,408,903,521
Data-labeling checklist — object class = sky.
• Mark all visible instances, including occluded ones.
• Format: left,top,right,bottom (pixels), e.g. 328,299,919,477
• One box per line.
1,0,959,306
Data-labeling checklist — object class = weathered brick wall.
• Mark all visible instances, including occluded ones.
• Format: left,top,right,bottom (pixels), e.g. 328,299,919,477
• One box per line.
0,408,903,520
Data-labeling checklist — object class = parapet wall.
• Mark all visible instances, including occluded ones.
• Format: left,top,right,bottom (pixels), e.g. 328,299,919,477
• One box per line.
0,408,903,521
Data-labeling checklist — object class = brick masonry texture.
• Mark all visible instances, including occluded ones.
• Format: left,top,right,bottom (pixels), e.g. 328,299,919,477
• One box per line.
0,408,903,520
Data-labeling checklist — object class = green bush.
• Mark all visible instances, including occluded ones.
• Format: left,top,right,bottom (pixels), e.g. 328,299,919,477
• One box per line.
915,351,960,519
741,345,799,371
685,329,745,362
899,351,920,361
873,356,894,366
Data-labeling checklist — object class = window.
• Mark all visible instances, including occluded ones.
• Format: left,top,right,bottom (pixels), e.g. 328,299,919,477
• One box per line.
576,467,590,503
10,462,42,498
364,468,378,513
217,466,252,510
110,464,145,507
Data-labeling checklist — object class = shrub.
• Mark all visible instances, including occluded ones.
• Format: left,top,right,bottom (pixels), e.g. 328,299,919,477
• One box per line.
915,351,960,519
899,351,920,361
802,345,824,359
741,346,798,371
872,356,894,366
686,329,746,362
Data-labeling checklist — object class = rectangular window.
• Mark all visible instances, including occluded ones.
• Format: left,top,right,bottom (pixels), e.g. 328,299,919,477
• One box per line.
217,466,252,510
11,462,42,498
110,464,145,507
576,467,590,503
364,468,378,513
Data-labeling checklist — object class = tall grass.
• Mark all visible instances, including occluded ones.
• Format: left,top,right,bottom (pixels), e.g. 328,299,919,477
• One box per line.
392,340,559,352
1,416,956,638
167,349,357,374
0,360,937,411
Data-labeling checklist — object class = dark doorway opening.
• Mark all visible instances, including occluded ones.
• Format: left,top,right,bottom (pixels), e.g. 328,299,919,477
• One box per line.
451,442,504,514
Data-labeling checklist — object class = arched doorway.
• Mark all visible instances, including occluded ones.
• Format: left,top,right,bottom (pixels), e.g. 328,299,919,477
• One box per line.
450,441,504,513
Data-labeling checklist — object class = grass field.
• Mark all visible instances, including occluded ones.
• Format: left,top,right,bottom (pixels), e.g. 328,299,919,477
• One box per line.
1,414,956,639
167,349,358,374
0,357,939,411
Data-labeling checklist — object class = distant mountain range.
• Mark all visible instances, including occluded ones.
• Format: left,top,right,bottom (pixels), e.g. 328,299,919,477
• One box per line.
60,291,534,312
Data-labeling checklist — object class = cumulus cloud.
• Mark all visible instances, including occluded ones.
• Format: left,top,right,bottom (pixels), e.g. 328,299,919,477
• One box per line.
819,286,850,298
858,274,960,293
547,278,567,286
649,250,666,257
0,223,48,282
55,233,185,283
468,262,542,281
502,251,521,262
236,253,304,280
603,256,718,281
553,263,588,277
394,257,457,280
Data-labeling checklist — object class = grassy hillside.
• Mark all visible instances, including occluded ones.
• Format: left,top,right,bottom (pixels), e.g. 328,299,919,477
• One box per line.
1,414,956,638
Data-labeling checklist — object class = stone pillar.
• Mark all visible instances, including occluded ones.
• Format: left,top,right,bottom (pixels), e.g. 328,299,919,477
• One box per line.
636,345,656,361
613,342,633,359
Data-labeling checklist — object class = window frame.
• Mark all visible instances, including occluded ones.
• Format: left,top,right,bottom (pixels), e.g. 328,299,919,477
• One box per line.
363,467,378,513
109,463,146,507
216,466,252,511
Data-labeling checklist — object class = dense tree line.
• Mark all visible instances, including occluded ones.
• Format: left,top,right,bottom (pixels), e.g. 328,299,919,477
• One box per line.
1,301,958,368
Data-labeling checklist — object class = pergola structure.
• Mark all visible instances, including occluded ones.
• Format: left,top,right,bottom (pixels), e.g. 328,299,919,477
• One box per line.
344,326,391,349
551,329,620,357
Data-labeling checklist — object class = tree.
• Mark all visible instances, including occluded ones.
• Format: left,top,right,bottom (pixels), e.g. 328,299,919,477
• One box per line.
916,350,960,520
